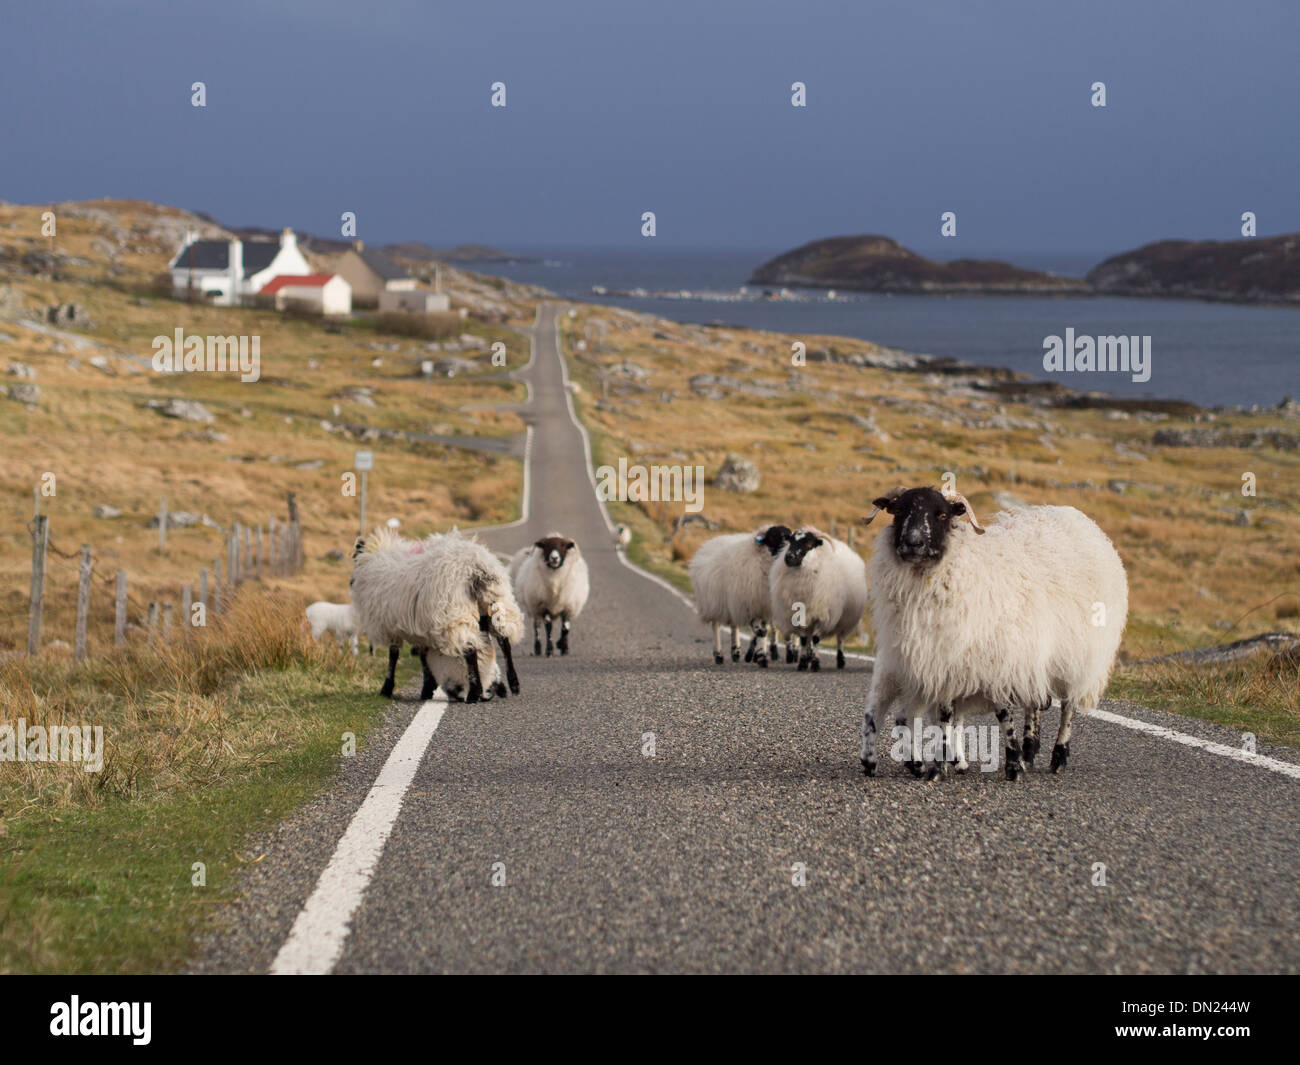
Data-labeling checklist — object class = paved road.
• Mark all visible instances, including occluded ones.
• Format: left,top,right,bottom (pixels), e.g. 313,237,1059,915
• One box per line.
196,305,1300,974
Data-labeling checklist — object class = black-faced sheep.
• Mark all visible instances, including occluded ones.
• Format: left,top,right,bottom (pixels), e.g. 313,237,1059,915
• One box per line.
859,486,1128,779
508,533,590,657
688,524,793,666
768,527,868,671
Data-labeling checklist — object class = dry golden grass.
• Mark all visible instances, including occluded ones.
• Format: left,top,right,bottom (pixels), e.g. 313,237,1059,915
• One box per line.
0,201,531,654
0,590,360,818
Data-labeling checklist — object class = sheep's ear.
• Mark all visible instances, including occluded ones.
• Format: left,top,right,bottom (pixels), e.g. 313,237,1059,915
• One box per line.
533,539,547,550
946,493,985,533
564,540,575,551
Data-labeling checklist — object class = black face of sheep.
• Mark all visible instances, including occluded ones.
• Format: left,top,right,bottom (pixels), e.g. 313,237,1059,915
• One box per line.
869,487,973,564
754,524,793,557
534,535,576,570
782,530,824,567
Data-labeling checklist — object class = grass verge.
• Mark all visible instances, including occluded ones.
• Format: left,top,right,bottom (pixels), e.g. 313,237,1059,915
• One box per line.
0,590,402,973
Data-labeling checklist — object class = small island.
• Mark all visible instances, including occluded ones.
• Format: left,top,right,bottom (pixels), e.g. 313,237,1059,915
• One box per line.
749,235,1087,295
1086,235,1300,305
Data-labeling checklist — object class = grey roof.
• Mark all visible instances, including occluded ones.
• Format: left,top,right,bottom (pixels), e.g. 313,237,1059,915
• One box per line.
170,239,281,277
354,245,409,282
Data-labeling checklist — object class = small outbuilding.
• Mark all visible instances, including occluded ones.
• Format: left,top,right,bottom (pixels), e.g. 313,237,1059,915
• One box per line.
260,274,353,315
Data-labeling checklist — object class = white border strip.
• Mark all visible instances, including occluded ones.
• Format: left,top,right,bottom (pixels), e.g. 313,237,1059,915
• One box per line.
270,698,448,975
1091,707,1300,781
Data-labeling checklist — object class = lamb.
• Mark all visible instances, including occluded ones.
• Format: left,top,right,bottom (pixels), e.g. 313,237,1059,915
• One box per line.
768,527,868,671
508,532,590,656
305,601,359,654
688,525,793,666
350,527,524,703
858,486,1128,780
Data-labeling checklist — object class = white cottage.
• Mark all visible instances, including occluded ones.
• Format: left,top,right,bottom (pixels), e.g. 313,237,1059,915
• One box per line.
169,228,312,306
259,274,353,316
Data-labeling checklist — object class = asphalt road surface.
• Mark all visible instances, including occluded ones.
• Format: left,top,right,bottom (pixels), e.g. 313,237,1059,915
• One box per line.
194,305,1300,974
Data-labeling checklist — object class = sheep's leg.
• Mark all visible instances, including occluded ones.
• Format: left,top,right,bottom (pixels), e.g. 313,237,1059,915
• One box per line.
796,635,810,671
861,670,899,776
417,648,437,701
1051,699,1077,773
768,626,779,663
926,704,958,781
557,613,571,656
730,626,741,662
462,646,483,703
897,713,925,777
544,612,554,657
350,633,359,656
743,625,756,663
379,643,400,698
750,621,769,668
836,634,846,670
713,623,724,665
997,706,1025,780
1023,701,1046,769
809,634,821,672
495,632,520,694
785,633,798,664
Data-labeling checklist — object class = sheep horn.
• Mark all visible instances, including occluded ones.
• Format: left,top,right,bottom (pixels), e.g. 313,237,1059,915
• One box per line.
862,485,906,526
943,489,985,534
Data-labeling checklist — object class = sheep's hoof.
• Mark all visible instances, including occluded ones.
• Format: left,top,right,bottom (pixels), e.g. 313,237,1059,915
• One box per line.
903,760,925,778
756,656,768,669
730,649,740,662
1022,735,1040,768
861,758,877,777
1005,759,1025,781
545,643,553,657
508,678,520,695
420,681,436,700
492,681,508,699
810,657,821,672
836,650,846,669
1050,743,1070,773
796,659,809,672
926,763,948,782
379,682,395,698
558,642,569,656
713,653,724,665
743,645,755,663
954,761,969,775
465,685,482,704
533,640,542,656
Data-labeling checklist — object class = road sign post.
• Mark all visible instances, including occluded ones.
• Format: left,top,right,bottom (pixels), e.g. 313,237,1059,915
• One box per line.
355,450,373,536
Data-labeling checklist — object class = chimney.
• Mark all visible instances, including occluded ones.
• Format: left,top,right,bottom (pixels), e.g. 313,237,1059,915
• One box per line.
280,227,297,250
228,239,243,307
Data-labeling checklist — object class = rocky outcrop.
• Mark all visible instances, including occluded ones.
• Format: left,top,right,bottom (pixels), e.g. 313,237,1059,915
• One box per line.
1086,235,1300,304
750,235,1088,295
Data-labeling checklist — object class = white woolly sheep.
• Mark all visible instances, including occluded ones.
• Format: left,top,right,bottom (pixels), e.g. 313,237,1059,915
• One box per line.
859,486,1128,780
305,601,359,654
768,527,868,671
689,525,793,666
350,528,524,702
508,532,590,656
614,523,632,549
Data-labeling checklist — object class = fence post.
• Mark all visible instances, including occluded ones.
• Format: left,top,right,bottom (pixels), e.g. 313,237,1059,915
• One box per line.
256,525,264,580
147,602,158,640
244,525,252,583
286,491,302,573
163,603,174,638
181,584,193,632
27,514,49,656
114,570,128,647
199,568,208,615
227,530,238,588
74,544,92,662
158,496,167,553
269,517,278,576
213,556,223,615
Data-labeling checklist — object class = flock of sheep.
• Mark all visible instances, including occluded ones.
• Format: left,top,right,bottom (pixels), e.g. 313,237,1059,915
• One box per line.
306,484,1128,782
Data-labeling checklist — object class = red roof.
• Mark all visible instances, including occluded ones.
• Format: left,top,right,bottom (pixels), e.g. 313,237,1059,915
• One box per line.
260,274,335,294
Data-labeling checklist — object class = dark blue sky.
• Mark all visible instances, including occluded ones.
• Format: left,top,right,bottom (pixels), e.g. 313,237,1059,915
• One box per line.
3,0,1296,253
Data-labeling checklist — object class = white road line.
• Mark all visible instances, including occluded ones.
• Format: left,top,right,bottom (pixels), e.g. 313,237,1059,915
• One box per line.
1091,707,1300,781
270,697,449,975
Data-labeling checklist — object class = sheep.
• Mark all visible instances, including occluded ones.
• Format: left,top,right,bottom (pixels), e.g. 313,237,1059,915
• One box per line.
688,525,793,666
305,601,359,654
858,486,1128,780
768,527,868,671
614,523,632,549
351,527,524,702
508,532,590,656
